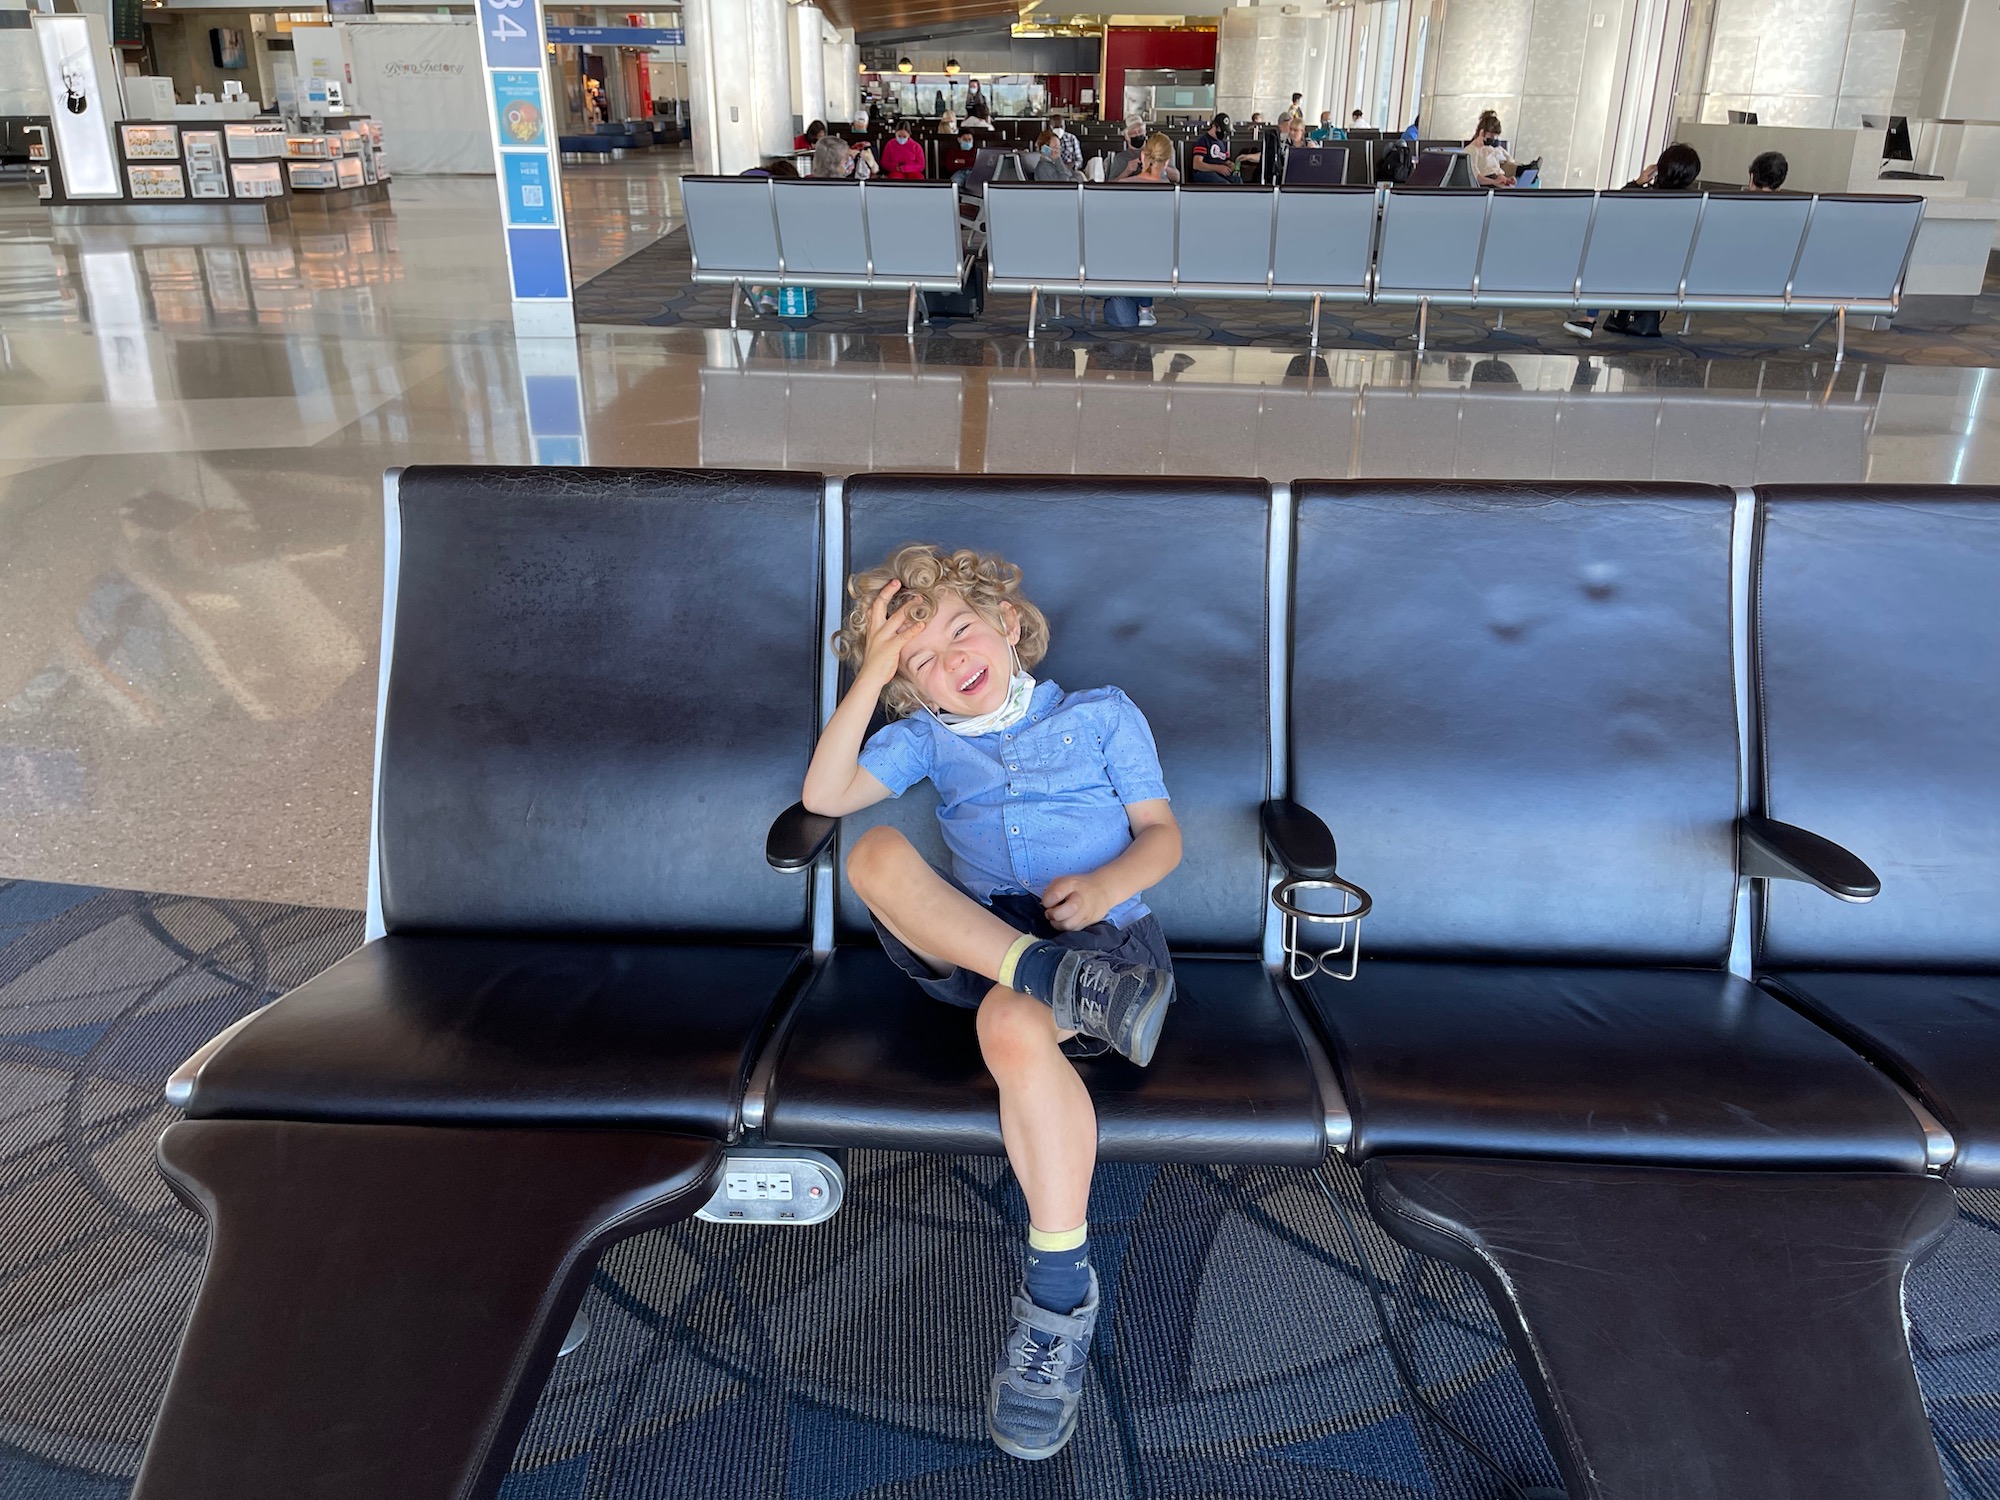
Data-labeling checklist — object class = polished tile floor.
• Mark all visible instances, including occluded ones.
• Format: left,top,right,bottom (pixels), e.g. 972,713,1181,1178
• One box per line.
4,154,2000,907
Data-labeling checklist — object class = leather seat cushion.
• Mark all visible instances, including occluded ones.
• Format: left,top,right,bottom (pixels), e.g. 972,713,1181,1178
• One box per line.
185,936,808,1137
763,950,1326,1164
1365,1155,1956,1500
1307,960,1926,1170
1766,969,2000,1186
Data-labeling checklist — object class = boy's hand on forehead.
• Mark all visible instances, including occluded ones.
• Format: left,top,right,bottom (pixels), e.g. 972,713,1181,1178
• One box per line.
858,578,917,687
1042,873,1113,933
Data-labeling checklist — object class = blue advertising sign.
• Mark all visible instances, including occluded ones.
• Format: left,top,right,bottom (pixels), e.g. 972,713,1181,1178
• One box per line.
491,69,546,148
502,152,556,227
544,25,682,45
475,0,541,70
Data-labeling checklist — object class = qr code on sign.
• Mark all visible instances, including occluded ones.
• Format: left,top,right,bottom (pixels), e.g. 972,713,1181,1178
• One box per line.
522,185,544,207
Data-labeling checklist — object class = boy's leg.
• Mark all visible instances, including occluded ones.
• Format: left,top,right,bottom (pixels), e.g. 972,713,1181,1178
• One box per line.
977,986,1095,1231
845,825,1029,981
846,826,1175,1068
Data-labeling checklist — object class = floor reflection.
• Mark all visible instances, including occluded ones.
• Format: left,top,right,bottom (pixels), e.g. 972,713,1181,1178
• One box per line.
3,155,2000,907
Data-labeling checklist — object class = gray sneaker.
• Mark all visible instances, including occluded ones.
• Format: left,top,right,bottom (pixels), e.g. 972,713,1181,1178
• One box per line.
986,1271,1100,1461
1050,951,1174,1066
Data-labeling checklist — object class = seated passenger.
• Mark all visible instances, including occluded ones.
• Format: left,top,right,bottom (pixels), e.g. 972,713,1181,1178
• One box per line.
1350,108,1366,129
944,129,979,186
881,121,926,179
1190,112,1257,185
1049,113,1084,172
1565,142,1703,339
809,126,848,179
1106,134,1177,326
795,119,825,152
1309,110,1344,143
1748,149,1788,191
1028,129,1082,182
807,546,1183,1463
1113,127,1179,184
1466,109,1516,187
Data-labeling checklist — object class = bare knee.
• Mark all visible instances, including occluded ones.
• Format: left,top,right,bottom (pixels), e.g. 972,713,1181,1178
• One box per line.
977,986,1057,1076
845,825,914,901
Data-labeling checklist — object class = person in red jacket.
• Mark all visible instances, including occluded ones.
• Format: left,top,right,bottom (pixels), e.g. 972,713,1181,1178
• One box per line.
881,121,927,180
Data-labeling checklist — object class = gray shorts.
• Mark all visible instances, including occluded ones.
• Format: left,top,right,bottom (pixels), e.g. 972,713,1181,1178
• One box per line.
868,871,1173,1013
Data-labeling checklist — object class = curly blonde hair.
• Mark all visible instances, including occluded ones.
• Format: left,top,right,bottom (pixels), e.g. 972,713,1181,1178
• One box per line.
833,543,1050,717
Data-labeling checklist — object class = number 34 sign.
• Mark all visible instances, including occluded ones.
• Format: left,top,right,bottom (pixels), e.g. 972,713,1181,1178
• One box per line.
477,0,542,70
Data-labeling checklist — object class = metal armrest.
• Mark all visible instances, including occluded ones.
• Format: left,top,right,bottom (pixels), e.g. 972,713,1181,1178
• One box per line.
767,801,838,873
1261,798,1339,880
1740,815,1880,902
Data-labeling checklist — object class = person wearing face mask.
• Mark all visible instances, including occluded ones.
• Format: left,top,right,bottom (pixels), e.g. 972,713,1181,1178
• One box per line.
807,543,1182,1464
1309,110,1343,143
1048,113,1083,172
944,127,980,186
882,121,926,179
1466,109,1516,187
1028,129,1082,181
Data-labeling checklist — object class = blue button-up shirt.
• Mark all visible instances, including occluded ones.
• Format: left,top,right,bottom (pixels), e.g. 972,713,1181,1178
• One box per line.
858,680,1170,927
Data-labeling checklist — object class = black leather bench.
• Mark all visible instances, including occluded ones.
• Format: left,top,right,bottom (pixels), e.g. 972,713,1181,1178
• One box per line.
1281,481,1955,1500
134,468,1983,1500
1750,485,2000,1188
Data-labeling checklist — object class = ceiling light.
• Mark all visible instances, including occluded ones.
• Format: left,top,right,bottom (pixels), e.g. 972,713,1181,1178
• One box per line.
897,55,913,72
944,58,960,74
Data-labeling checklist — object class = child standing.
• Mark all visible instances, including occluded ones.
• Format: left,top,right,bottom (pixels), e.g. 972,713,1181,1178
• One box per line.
802,544,1182,1461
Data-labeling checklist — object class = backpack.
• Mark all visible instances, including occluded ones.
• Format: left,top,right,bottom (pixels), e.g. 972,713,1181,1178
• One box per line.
1376,141,1413,184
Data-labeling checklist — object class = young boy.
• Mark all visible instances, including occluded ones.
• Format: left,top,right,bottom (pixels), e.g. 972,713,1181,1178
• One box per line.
802,543,1182,1462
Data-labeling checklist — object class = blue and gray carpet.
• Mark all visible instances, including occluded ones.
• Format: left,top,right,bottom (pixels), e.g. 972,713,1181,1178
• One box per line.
1,877,1996,1499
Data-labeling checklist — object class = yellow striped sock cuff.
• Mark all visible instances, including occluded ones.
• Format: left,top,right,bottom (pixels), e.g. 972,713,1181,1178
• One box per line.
997,932,1037,990
1027,1222,1088,1253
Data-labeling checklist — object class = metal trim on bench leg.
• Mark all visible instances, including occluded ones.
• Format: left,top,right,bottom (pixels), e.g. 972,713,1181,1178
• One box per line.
1834,305,1847,367
1310,292,1322,349
1027,286,1039,343
729,278,741,332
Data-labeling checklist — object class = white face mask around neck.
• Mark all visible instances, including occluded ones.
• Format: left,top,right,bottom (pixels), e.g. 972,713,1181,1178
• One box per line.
924,638,1035,736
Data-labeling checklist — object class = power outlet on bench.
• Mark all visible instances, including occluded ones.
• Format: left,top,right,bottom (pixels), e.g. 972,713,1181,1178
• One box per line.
695,1147,846,1226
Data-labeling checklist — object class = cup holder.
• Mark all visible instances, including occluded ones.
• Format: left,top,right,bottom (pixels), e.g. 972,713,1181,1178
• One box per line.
1271,874,1372,982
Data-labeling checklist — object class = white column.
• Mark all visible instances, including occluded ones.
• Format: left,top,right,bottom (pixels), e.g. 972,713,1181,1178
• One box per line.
683,0,793,173
794,3,827,129
748,0,792,156
825,27,858,124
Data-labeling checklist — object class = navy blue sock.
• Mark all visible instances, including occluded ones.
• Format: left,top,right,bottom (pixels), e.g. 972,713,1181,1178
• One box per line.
1006,939,1068,1006
1024,1227,1092,1315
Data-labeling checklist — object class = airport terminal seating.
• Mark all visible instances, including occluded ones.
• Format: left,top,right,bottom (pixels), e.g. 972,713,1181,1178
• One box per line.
680,176,977,336
967,183,1925,355
132,469,1986,1500
982,181,1378,345
1750,486,2000,1187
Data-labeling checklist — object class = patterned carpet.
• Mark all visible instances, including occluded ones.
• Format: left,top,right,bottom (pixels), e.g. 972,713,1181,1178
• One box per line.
574,226,2000,368
1,876,1996,1499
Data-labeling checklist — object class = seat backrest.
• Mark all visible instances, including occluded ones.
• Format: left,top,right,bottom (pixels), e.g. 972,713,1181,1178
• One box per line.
375,468,823,938
1476,190,1594,298
837,475,1274,951
1577,191,1703,304
1289,482,1740,965
681,176,781,280
861,181,962,282
1786,195,1923,307
1271,186,1377,295
984,182,1082,286
1374,188,1486,301
1176,186,1277,289
772,179,868,278
1753,486,2000,969
1682,192,1810,301
1082,183,1175,288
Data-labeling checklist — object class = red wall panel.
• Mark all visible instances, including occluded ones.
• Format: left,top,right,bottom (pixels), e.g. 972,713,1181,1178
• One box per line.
1103,27,1216,122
